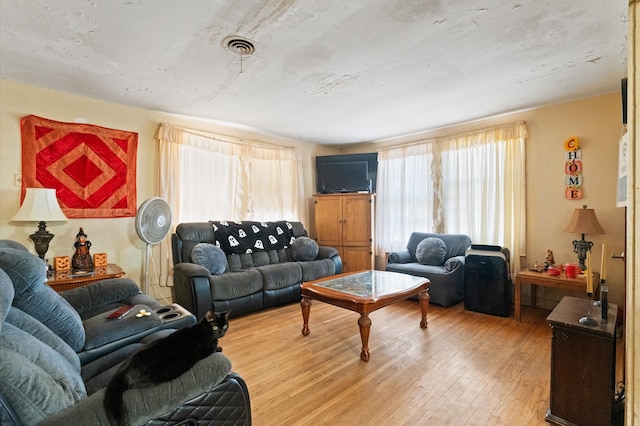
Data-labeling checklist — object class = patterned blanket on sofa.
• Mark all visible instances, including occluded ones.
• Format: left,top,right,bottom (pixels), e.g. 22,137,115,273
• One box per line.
211,221,295,254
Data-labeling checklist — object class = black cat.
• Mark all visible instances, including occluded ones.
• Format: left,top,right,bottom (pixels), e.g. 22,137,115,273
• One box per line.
103,310,230,426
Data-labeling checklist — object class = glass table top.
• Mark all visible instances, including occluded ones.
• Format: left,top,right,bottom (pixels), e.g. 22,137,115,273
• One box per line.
315,270,427,297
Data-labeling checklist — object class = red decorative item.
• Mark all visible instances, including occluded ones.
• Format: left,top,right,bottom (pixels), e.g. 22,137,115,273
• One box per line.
565,187,582,200
547,267,561,276
564,160,582,175
565,263,578,279
20,115,138,218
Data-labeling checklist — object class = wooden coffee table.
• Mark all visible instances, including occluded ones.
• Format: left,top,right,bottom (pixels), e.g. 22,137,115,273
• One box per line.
300,270,430,361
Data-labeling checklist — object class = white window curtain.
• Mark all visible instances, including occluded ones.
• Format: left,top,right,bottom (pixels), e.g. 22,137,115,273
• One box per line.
376,121,527,269
155,123,304,286
376,142,438,253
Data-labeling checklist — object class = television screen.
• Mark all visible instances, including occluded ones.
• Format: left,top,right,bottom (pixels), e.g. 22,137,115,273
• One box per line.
316,153,377,193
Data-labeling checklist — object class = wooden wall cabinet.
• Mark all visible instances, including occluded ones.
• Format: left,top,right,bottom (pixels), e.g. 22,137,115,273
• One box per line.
545,296,618,426
314,193,374,273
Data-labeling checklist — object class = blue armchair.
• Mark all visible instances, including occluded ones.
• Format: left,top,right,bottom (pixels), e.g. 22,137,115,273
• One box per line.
386,233,472,307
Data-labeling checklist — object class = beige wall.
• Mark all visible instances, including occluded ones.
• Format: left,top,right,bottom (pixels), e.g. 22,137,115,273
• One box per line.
0,80,626,310
0,80,339,300
345,93,627,310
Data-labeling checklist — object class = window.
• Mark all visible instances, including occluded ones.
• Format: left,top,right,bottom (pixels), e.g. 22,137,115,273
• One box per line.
155,123,303,285
376,121,527,266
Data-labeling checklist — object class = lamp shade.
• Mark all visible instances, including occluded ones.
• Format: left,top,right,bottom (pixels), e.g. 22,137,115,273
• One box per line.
563,206,605,235
11,188,67,222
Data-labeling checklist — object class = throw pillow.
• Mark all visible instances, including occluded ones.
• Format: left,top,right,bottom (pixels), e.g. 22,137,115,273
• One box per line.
191,243,227,275
416,237,447,266
291,237,319,261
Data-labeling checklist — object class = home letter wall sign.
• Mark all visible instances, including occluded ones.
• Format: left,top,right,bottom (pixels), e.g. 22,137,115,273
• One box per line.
564,136,583,200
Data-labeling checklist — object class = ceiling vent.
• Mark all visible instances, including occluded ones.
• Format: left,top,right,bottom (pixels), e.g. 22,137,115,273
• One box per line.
224,36,256,56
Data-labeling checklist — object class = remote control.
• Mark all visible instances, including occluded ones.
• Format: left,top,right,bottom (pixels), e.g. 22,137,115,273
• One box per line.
106,305,135,320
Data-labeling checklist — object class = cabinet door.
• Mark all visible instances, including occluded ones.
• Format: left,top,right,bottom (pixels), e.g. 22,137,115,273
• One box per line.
342,246,373,273
342,195,372,247
549,326,615,426
314,195,343,246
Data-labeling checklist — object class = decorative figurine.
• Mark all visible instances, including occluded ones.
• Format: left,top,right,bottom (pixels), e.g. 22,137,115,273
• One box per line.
72,227,94,272
544,249,555,270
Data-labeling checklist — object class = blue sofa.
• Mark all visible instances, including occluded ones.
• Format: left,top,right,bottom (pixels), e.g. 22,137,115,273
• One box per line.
0,241,252,425
386,232,472,307
172,221,342,320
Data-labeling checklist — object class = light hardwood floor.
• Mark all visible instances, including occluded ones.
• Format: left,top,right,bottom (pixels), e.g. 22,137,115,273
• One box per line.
221,300,558,426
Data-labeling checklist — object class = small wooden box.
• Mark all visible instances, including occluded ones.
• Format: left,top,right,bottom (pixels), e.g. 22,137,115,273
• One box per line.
54,256,71,271
93,253,108,267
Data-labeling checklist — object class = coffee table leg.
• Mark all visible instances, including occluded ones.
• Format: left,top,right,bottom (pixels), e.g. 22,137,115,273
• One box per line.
358,313,371,361
301,296,311,336
419,290,429,328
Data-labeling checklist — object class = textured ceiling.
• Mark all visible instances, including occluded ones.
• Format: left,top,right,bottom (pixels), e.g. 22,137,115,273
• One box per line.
0,0,628,145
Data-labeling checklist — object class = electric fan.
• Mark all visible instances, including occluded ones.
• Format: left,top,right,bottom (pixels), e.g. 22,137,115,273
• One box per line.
135,197,172,294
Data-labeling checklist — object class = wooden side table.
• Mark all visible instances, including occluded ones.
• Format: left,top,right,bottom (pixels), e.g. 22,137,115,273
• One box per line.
514,269,600,321
545,296,617,426
47,264,125,292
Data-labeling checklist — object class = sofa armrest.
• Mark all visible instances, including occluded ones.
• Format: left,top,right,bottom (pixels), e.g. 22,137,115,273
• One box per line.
174,262,211,278
444,255,466,272
317,246,342,274
172,263,213,319
60,278,142,315
387,250,413,264
40,353,240,426
317,245,338,259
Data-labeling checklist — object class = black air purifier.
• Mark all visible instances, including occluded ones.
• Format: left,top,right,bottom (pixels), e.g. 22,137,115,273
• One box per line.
464,245,511,317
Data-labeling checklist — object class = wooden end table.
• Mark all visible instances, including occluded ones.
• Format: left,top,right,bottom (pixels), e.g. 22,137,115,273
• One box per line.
47,264,125,292
545,296,617,425
300,270,430,361
514,269,600,322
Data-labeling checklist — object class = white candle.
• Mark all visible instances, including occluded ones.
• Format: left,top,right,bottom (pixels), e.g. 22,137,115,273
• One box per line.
586,251,593,294
600,243,607,281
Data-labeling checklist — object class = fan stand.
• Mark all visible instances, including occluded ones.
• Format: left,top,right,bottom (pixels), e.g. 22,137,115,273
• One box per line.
142,243,151,294
135,197,172,296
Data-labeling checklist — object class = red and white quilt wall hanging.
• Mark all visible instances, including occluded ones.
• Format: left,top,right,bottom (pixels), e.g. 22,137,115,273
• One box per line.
20,115,138,218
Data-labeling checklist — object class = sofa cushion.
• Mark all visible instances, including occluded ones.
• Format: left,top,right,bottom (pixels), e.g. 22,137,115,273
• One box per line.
6,307,80,372
416,237,447,266
191,243,227,275
298,259,336,282
0,268,13,328
0,321,86,425
291,237,319,261
209,269,263,300
257,263,303,291
0,248,85,351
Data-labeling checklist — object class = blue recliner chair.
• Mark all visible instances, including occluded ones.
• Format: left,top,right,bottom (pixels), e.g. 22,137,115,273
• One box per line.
0,241,251,425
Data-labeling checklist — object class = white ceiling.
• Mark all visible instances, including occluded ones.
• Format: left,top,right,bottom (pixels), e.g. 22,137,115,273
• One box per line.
0,1,628,145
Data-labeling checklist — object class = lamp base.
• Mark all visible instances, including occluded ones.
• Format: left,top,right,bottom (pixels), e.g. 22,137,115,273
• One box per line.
571,237,593,271
29,221,54,260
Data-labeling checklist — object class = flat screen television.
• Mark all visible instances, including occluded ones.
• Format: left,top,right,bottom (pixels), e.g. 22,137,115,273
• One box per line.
316,153,378,193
